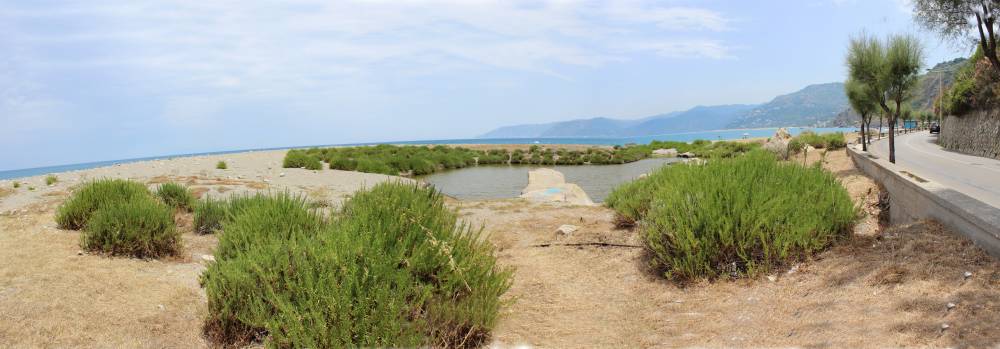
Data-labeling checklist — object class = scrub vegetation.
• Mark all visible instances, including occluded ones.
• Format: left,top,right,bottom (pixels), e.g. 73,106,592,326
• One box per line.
55,179,180,258
606,150,857,281
200,182,513,348
216,161,227,170
283,141,759,176
155,182,194,212
788,131,846,152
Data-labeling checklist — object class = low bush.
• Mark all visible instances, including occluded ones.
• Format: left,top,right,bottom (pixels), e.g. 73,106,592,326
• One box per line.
216,161,227,170
156,182,194,211
283,150,323,170
824,132,846,149
13,181,20,189
80,196,179,258
56,179,151,230
45,175,58,186
194,197,227,234
202,183,512,348
607,150,857,281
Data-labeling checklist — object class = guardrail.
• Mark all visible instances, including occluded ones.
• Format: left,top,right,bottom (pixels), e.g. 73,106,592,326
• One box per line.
847,145,1000,258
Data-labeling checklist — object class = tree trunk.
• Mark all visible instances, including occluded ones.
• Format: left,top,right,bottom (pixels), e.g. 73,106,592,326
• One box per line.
889,100,900,164
976,8,1000,76
860,113,868,152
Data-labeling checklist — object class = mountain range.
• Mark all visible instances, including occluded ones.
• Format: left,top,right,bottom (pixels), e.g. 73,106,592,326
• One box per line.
478,59,964,139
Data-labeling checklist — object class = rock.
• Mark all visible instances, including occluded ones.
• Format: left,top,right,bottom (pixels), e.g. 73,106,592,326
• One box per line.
774,127,792,141
279,172,286,177
964,271,973,279
941,323,950,330
763,128,792,160
678,152,696,158
201,254,216,262
947,302,956,310
638,173,648,179
520,168,594,206
158,304,165,311
556,224,578,235
653,148,679,157
77,250,84,256
767,275,777,282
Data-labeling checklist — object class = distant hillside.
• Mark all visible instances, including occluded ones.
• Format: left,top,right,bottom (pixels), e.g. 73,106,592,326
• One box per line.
726,83,849,128
910,58,966,111
477,105,754,138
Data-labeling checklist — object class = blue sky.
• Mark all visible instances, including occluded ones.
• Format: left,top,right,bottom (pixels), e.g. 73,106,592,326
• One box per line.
0,0,968,170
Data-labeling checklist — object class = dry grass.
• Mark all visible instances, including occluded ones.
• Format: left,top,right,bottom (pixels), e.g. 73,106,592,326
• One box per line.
0,210,211,348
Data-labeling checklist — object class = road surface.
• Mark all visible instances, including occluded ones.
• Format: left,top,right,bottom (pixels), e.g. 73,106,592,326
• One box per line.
868,131,1000,208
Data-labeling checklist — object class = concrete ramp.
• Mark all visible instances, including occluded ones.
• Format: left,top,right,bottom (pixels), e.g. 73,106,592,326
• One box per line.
520,168,594,206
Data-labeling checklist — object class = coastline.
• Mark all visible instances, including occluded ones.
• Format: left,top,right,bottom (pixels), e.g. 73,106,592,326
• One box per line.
0,127,853,180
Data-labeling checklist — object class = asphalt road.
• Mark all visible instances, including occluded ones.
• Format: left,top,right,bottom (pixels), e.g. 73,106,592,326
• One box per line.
868,131,1000,208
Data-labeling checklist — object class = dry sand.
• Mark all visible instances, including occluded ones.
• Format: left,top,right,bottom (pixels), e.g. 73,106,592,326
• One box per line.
1,147,999,348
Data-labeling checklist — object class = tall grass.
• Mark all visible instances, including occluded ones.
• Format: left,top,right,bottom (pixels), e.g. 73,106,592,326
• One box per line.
201,183,512,348
193,197,227,234
56,179,151,230
80,196,179,258
156,182,194,211
606,150,857,281
216,161,228,170
45,175,58,186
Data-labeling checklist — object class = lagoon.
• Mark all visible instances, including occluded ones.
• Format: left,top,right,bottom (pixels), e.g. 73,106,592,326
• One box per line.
419,157,683,202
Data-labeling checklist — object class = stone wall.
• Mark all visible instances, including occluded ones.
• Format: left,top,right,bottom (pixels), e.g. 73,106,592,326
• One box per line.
847,146,1000,258
939,110,1000,160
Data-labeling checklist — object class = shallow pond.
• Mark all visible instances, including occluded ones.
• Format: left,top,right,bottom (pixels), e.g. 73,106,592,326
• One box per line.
418,158,681,202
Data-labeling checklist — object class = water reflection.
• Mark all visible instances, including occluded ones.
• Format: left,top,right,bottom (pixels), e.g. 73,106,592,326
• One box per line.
418,158,681,202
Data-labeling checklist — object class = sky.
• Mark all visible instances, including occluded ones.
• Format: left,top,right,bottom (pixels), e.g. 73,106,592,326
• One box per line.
0,0,969,171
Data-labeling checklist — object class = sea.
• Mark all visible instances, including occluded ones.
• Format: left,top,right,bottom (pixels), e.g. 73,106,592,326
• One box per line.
0,127,854,180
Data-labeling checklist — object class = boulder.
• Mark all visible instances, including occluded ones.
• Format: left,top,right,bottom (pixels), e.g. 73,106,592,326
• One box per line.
678,152,696,158
520,168,595,206
653,148,678,157
763,128,792,160
556,224,579,235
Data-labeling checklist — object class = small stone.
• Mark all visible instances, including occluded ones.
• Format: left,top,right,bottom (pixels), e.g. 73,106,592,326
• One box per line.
941,323,950,330
279,172,286,177
201,254,216,262
947,302,956,310
964,271,973,279
157,304,165,311
77,251,84,256
767,275,777,282
556,224,578,235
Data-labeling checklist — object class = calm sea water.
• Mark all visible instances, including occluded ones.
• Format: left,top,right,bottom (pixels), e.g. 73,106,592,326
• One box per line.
0,127,853,180
419,158,683,202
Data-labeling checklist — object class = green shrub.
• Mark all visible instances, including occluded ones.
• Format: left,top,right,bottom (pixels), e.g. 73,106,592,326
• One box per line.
13,182,19,189
45,175,58,186
194,197,227,234
216,161,227,170
56,179,151,230
156,182,194,211
607,150,857,281
824,132,846,149
202,183,512,348
283,150,323,170
80,196,179,258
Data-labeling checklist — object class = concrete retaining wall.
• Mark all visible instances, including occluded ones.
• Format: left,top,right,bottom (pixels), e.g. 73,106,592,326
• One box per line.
848,146,1000,258
939,110,1000,160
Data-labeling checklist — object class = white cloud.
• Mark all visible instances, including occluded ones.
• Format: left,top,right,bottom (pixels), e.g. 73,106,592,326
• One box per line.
0,0,736,130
